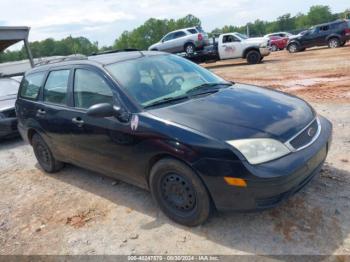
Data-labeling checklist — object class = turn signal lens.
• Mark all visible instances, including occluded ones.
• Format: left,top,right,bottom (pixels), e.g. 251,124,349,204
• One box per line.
224,177,247,187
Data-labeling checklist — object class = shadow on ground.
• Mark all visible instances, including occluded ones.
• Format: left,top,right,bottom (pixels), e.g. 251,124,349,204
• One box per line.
204,59,281,70
41,160,350,255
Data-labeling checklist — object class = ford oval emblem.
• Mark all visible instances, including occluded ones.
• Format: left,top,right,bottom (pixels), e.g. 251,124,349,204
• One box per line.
307,127,316,137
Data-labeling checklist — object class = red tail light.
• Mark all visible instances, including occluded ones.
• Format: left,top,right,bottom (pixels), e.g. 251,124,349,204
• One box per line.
198,33,203,41
345,28,350,36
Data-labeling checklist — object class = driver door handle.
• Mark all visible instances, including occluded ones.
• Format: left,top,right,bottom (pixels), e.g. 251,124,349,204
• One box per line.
72,117,84,127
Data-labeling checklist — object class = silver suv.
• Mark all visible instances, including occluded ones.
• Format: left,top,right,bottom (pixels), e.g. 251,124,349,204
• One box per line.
148,26,209,54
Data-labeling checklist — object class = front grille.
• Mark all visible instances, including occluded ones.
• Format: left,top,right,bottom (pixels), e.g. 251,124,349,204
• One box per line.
289,119,319,150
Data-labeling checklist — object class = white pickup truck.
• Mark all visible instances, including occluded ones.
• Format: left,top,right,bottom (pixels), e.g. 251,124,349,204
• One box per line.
183,32,271,64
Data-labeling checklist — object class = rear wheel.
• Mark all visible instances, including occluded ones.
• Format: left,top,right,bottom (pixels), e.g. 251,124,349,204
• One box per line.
288,43,299,53
328,38,340,48
184,43,195,55
149,159,211,226
246,50,261,64
32,134,64,173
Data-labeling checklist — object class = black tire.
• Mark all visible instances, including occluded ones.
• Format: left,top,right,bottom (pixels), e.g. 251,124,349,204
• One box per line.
149,158,211,226
32,134,64,173
246,50,261,64
288,43,299,53
328,37,340,48
184,43,195,55
271,44,278,52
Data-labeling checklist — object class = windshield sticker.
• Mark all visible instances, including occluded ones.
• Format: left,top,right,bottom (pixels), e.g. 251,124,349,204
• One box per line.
131,115,139,131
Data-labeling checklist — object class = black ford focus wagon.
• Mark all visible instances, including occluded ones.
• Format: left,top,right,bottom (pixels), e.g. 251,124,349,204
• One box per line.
16,51,332,226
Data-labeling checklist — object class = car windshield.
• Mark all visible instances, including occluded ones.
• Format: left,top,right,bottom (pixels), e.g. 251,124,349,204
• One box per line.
235,33,248,40
0,78,20,97
105,54,229,108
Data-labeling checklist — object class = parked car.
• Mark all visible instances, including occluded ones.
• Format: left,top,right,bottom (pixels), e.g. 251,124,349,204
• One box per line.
0,76,21,139
148,26,209,54
269,36,289,51
287,19,350,53
16,51,332,226
265,32,293,38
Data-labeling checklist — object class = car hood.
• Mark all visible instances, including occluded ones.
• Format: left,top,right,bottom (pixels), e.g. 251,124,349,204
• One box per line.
0,95,16,111
148,42,160,50
148,84,315,142
243,37,267,45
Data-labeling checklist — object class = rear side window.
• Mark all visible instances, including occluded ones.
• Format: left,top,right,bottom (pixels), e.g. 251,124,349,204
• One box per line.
20,72,45,99
44,70,70,105
74,69,113,109
187,29,198,34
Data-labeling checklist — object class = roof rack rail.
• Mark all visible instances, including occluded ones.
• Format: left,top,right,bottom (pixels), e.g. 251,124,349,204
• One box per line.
90,49,140,56
34,54,87,67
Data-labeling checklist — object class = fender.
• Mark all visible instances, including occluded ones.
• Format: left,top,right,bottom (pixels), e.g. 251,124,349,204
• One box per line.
325,33,342,42
242,46,260,58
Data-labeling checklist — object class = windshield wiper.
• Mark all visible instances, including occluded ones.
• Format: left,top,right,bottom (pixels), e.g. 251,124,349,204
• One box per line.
144,95,189,108
186,82,232,95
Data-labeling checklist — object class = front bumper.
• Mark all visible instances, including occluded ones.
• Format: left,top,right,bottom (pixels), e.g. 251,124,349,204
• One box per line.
0,117,18,138
194,115,332,211
259,47,271,57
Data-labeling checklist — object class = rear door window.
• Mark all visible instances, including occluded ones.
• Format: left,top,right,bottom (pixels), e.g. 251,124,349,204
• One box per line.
44,70,70,105
19,72,45,100
173,31,187,39
73,69,113,109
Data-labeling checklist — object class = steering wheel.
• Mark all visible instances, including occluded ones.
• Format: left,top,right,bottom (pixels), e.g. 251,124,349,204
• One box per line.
167,76,185,91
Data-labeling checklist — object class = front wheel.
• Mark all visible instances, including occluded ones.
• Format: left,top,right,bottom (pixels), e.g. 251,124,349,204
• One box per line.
32,134,64,173
150,159,211,226
328,38,340,48
271,44,278,52
288,43,299,53
246,50,261,64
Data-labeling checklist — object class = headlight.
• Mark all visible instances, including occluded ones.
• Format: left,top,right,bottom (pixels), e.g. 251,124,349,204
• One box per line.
227,138,291,165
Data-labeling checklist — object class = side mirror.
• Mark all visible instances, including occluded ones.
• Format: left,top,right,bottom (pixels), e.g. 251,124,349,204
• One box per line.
87,103,115,118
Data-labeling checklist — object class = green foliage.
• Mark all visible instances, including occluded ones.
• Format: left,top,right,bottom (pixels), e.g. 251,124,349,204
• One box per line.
114,14,201,50
0,36,98,63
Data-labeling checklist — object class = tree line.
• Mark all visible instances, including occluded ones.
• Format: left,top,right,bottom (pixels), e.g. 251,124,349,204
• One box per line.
1,5,349,63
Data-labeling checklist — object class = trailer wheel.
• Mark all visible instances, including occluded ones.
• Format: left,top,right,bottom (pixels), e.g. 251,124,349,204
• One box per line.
246,50,261,64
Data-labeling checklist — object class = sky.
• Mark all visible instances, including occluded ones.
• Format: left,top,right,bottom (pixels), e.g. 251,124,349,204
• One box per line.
0,0,349,49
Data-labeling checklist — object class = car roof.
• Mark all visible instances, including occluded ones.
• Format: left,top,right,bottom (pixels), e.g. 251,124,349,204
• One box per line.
26,51,167,75
315,19,347,27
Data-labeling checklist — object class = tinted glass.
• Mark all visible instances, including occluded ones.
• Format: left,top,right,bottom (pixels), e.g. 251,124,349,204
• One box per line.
0,78,20,97
74,69,113,109
163,33,174,42
44,70,70,105
174,31,186,38
106,55,225,107
19,72,45,99
187,29,197,34
223,35,240,43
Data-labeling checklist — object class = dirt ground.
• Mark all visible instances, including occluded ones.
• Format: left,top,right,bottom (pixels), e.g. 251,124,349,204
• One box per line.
1,45,350,256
